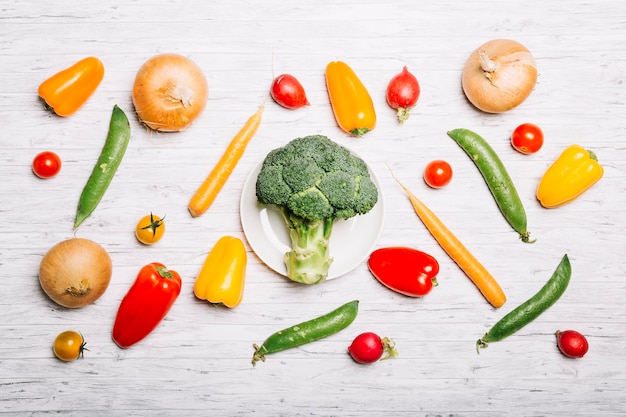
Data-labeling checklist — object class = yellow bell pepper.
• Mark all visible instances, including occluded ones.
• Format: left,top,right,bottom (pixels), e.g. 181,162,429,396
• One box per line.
325,61,376,137
193,236,247,308
536,144,604,208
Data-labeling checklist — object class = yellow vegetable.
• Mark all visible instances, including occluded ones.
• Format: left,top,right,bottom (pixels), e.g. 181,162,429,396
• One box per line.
325,61,376,137
38,56,105,117
536,144,604,208
193,236,247,308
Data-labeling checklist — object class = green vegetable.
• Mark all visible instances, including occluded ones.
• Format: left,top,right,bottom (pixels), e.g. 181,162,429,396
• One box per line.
447,128,533,243
252,300,359,365
255,135,379,284
476,254,571,352
74,105,131,229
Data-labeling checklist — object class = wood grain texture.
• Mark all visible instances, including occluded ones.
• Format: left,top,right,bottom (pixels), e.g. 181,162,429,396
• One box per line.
1,0,625,416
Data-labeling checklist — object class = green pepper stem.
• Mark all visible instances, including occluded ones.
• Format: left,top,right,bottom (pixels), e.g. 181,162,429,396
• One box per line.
156,266,173,279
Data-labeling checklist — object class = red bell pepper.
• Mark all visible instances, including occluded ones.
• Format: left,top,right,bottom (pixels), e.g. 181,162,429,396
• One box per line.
112,263,182,348
368,247,439,297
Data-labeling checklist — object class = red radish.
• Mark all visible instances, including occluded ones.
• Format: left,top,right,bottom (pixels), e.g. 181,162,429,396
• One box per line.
556,330,589,358
347,332,397,364
270,74,310,109
386,66,420,123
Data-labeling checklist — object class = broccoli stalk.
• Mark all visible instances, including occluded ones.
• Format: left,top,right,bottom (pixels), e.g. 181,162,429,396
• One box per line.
280,207,334,285
256,135,379,284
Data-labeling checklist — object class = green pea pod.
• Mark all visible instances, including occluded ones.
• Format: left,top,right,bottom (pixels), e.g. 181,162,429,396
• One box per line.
252,300,359,365
448,128,533,243
74,105,131,229
477,254,571,352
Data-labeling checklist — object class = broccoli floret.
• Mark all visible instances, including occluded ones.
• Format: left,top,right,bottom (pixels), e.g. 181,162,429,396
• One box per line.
282,157,324,193
255,134,379,284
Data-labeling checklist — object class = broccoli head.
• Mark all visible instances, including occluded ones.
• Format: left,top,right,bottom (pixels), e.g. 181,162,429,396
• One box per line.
255,134,379,284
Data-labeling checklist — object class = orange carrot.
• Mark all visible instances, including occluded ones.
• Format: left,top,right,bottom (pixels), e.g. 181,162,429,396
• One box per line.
188,103,264,217
390,169,506,308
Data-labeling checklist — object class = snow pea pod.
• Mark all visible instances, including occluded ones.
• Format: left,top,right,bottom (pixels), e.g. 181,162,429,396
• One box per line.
252,300,358,365
448,128,533,243
74,105,130,228
476,254,571,352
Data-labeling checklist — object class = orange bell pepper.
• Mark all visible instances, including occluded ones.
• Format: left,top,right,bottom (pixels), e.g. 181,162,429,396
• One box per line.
193,236,247,308
325,61,376,137
536,144,604,208
38,56,104,117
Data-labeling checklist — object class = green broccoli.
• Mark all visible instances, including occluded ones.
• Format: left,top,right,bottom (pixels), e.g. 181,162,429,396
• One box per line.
256,135,379,284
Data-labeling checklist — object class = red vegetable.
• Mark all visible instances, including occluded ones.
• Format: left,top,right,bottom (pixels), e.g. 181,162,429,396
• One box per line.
348,332,397,364
270,74,310,109
368,247,439,297
511,123,544,154
424,160,453,189
112,263,182,348
386,66,420,123
556,329,589,358
32,151,62,179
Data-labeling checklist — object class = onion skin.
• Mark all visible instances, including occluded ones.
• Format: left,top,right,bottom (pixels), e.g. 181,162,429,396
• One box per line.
132,53,208,132
462,39,537,113
39,238,112,308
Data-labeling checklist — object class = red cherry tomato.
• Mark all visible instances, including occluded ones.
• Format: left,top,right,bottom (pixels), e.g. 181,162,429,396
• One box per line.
511,123,544,154
32,151,62,178
423,160,452,188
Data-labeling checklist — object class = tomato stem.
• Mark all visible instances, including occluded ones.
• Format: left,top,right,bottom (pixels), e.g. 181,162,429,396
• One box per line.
140,212,165,238
79,333,88,359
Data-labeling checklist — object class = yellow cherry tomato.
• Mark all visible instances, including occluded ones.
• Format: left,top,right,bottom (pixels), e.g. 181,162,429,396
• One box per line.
135,213,165,245
53,330,86,362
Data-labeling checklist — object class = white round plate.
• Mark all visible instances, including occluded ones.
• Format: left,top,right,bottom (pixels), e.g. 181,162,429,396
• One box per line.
240,157,385,281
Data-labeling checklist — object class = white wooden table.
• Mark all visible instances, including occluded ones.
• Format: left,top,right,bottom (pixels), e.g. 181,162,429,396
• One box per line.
1,1,625,416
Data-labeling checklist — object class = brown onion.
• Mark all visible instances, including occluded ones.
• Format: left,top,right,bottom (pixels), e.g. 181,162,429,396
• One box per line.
132,53,208,132
462,39,538,113
39,238,112,308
